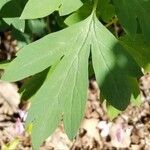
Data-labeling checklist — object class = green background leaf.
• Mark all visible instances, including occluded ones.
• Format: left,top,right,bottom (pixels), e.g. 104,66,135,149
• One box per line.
120,34,150,72
64,1,92,26
21,0,83,19
97,0,115,22
19,68,50,100
21,0,61,19
3,18,25,32
113,0,150,41
0,0,25,31
59,0,83,16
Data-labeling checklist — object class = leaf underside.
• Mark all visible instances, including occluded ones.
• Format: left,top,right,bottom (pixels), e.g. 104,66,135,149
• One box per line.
2,12,142,149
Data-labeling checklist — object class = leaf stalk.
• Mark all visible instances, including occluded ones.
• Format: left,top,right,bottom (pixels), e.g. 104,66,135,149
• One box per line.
92,0,98,12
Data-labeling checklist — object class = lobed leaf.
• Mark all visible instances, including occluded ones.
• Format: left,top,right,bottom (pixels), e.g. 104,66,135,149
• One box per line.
2,11,143,148
91,14,142,110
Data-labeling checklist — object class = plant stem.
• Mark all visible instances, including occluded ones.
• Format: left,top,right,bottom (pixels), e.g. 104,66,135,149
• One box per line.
46,16,51,33
105,18,118,28
92,0,98,12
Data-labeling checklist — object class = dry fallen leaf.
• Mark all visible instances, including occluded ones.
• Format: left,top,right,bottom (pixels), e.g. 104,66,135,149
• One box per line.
81,118,101,142
110,122,132,148
0,81,20,114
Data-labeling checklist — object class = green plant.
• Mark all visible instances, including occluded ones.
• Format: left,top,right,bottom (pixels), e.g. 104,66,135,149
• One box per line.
0,0,149,149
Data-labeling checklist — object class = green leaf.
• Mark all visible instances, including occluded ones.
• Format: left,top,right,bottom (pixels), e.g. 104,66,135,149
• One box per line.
0,0,22,17
26,66,62,149
19,68,50,100
91,14,142,110
113,0,150,41
0,0,10,10
97,0,115,22
64,1,92,26
0,19,9,31
0,0,25,31
2,27,76,81
3,11,142,148
59,0,83,16
3,18,25,32
120,34,150,72
26,19,47,37
21,0,82,19
21,0,60,19
11,28,31,48
26,17,90,148
107,104,121,120
0,61,10,69
129,77,141,106
107,77,140,120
